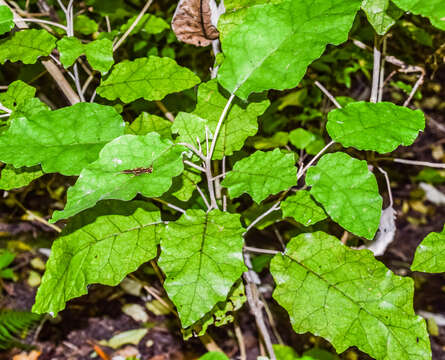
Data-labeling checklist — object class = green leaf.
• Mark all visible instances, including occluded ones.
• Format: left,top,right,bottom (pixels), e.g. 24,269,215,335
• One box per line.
222,149,297,203
411,225,445,273
126,112,172,139
8,97,49,124
0,29,56,64
281,190,327,227
170,168,201,202
217,0,362,99
33,200,163,315
74,14,98,35
199,352,230,360
51,133,184,222
392,0,445,30
361,0,397,35
0,6,14,35
57,37,84,68
0,250,15,269
270,232,431,360
0,80,36,110
289,129,325,155
183,281,246,339
306,152,382,239
97,57,200,103
158,210,246,328
192,80,270,159
120,14,169,35
0,103,125,176
172,112,209,147
0,165,43,190
326,102,425,154
85,39,114,74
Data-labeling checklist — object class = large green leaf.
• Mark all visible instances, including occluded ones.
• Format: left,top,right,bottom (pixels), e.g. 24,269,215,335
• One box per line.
0,103,125,176
97,57,200,103
192,80,270,159
281,190,327,227
222,149,297,203
0,6,14,35
411,225,445,273
271,232,431,360
306,152,382,239
0,29,56,64
51,133,185,222
392,0,445,30
327,102,425,153
217,0,362,99
0,165,43,190
361,0,401,35
33,201,163,315
57,37,84,68
158,210,246,328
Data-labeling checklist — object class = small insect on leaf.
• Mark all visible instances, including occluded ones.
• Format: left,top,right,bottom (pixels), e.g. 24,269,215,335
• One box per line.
121,167,153,176
172,0,220,47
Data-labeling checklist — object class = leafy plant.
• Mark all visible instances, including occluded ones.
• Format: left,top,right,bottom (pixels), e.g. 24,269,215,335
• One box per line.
0,0,442,359
0,310,41,350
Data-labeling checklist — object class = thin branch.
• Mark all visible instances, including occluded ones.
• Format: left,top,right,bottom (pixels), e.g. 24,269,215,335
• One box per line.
0,102,12,114
156,101,175,122
184,160,206,173
152,198,186,214
244,246,280,255
370,35,382,103
377,37,386,102
177,142,207,162
297,141,335,180
208,92,237,161
113,0,154,52
234,319,247,360
243,272,276,360
392,158,445,169
245,202,281,233
377,166,393,207
403,72,425,107
196,184,211,210
18,17,67,30
314,81,341,109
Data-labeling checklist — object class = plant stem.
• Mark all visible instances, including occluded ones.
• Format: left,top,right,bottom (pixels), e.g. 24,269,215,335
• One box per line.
245,202,281,233
370,35,382,103
113,0,154,52
393,158,445,169
314,81,341,109
19,18,67,30
297,140,335,180
244,246,280,255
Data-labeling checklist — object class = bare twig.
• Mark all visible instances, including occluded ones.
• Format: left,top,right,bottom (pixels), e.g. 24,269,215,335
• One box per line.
403,72,425,107
234,318,247,360
392,158,445,169
156,101,175,122
184,160,206,173
378,37,387,102
370,35,382,103
151,198,186,214
377,166,393,207
297,141,335,180
244,246,280,255
245,202,281,233
18,18,67,30
314,81,341,109
113,0,154,52
243,271,276,360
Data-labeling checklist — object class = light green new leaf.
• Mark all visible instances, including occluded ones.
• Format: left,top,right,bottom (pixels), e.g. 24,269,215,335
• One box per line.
192,80,270,159
0,29,56,64
126,112,172,139
411,225,445,273
57,37,84,68
74,14,98,35
172,112,209,147
218,0,362,99
84,39,114,74
97,57,200,103
222,149,297,203
361,0,397,35
306,152,382,239
392,0,445,30
51,133,185,222
281,190,327,227
0,165,43,190
271,232,431,360
0,103,125,176
0,80,36,110
33,200,163,315
327,102,425,153
158,210,246,328
0,6,14,35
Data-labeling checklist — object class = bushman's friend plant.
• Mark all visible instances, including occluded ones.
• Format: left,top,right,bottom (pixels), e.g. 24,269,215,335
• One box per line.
0,0,444,359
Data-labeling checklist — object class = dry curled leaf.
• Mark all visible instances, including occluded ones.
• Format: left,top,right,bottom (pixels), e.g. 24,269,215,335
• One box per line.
172,0,220,47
